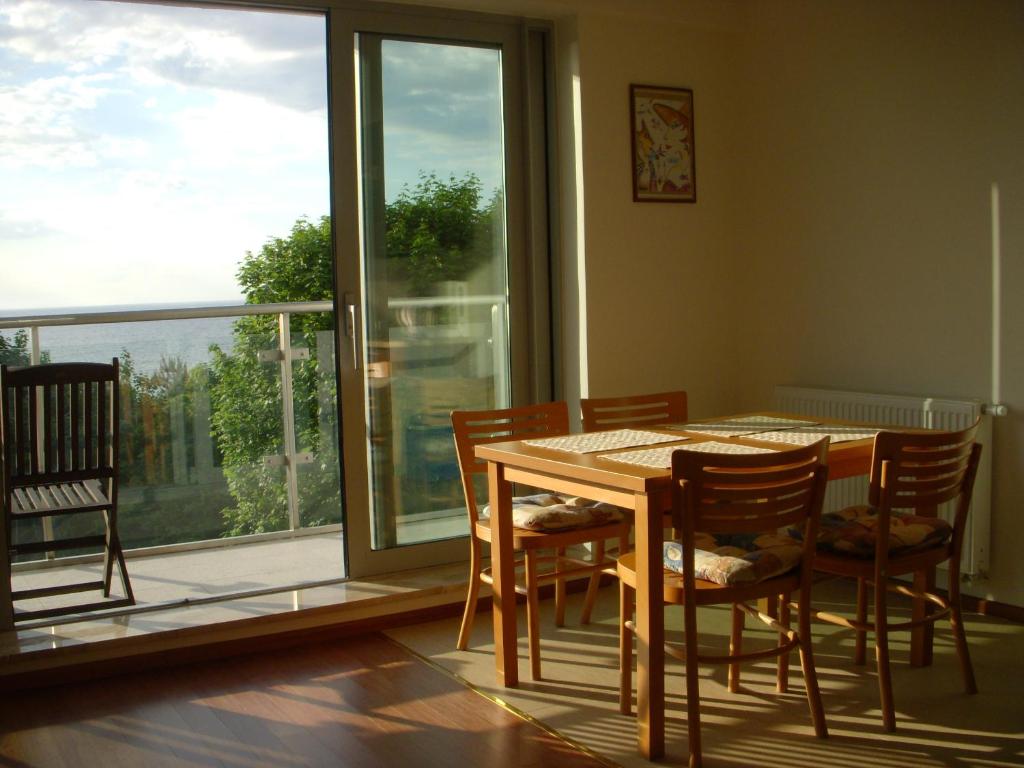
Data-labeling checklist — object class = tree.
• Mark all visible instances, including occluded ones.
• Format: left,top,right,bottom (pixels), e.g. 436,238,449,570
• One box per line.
385,173,497,294
210,173,495,536
0,329,49,366
209,216,339,536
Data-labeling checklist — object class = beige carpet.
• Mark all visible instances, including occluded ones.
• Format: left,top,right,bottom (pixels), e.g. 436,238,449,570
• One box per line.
387,579,1024,767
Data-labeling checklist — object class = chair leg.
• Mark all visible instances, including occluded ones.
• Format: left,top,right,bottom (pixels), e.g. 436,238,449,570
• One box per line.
526,550,542,681
777,594,791,694
619,580,634,715
457,540,483,650
116,540,134,604
581,540,604,625
874,575,896,731
797,591,828,739
102,517,115,598
554,547,567,628
948,569,978,694
683,598,703,768
854,577,868,666
728,603,743,693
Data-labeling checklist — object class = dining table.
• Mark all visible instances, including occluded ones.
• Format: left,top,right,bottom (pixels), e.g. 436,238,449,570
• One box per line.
474,411,909,760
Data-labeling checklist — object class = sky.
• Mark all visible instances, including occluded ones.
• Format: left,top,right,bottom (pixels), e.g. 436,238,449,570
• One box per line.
0,0,504,312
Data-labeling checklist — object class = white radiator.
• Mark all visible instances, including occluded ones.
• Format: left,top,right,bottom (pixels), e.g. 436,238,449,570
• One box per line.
774,385,991,577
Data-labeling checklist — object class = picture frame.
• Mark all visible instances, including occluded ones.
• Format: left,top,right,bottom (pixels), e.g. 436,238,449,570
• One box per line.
630,84,696,203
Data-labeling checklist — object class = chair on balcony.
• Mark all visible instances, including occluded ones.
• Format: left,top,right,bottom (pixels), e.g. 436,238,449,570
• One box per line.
451,401,630,680
580,389,688,431
617,440,830,768
1,360,135,623
809,424,982,731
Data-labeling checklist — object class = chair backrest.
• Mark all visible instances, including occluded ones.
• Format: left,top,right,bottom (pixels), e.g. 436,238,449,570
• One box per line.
1,360,120,490
868,422,982,533
672,439,830,539
451,401,570,523
580,390,687,431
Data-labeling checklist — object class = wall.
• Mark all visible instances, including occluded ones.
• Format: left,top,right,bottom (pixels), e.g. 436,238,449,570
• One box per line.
729,0,1024,603
571,4,744,419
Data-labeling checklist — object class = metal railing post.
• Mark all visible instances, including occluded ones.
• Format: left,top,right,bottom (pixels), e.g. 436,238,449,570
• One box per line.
278,312,301,531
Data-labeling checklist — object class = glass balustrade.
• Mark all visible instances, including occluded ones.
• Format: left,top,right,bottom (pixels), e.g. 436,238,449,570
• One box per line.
0,303,343,573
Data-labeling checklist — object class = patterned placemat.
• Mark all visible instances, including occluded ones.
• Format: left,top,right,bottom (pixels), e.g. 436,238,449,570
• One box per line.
750,425,880,446
599,440,778,469
523,428,687,454
668,415,819,438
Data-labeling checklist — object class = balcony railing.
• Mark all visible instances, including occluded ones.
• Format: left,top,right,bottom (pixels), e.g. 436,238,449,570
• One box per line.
0,301,343,567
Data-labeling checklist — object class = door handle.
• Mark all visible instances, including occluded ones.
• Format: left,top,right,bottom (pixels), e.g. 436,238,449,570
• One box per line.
344,293,360,371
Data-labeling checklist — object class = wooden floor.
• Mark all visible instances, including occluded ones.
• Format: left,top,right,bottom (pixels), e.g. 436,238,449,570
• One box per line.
0,633,608,768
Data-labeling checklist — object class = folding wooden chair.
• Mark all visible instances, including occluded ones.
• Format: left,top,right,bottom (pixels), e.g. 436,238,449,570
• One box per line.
1,360,134,622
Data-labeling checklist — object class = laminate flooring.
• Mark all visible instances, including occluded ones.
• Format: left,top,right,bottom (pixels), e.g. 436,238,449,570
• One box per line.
0,632,609,768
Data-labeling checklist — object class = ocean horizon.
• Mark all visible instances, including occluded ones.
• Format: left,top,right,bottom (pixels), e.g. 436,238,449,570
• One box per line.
0,300,247,375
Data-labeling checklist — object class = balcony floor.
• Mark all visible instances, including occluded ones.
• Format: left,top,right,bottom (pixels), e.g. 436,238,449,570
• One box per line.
12,532,346,619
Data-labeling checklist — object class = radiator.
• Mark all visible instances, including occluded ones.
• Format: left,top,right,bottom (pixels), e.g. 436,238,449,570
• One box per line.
774,385,991,577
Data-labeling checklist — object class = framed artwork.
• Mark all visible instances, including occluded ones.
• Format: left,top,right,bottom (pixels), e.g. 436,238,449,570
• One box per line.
630,84,696,203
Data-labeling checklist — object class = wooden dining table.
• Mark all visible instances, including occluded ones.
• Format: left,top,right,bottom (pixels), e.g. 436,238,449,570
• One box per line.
474,412,885,760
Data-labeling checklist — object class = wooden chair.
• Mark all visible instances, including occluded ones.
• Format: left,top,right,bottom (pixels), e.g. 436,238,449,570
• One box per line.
580,389,687,432
618,440,830,768
810,424,982,731
1,360,134,622
452,402,630,680
581,390,688,533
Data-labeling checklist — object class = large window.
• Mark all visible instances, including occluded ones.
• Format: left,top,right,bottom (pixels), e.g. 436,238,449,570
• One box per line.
0,0,553,619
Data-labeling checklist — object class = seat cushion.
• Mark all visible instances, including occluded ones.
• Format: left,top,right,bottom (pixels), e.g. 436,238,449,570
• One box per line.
814,504,953,558
482,493,624,532
663,531,804,586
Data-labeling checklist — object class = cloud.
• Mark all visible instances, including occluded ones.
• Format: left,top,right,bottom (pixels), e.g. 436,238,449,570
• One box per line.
0,210,55,239
1,0,327,110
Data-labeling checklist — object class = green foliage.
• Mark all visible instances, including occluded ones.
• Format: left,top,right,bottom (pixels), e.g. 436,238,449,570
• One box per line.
0,329,50,366
209,216,340,537
386,173,498,294
236,215,334,305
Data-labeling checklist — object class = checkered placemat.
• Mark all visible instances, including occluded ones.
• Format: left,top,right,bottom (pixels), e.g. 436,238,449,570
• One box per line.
668,415,819,438
523,428,686,454
599,440,778,469
751,425,879,446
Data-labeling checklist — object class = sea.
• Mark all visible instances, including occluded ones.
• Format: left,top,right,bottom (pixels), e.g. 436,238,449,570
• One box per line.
0,302,241,375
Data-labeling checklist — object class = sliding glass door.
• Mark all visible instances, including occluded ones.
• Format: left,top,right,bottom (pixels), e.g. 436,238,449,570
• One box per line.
331,10,535,576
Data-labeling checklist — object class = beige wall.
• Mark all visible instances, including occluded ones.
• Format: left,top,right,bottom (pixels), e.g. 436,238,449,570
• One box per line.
559,0,1022,603
728,0,1024,603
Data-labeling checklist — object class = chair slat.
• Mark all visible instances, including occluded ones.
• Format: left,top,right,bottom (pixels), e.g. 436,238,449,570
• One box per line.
84,379,94,469
70,381,81,471
97,378,107,464
56,382,67,473
27,384,39,476
42,383,54,473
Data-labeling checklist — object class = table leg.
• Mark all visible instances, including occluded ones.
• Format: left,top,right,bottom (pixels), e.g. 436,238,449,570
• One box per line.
634,493,664,760
489,461,519,687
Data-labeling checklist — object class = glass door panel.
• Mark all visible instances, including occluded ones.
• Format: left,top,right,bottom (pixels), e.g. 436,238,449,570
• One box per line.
358,36,511,550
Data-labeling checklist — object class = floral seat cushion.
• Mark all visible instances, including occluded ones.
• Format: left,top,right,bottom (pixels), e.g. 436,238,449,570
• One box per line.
482,493,624,532
663,531,804,586
812,504,953,558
